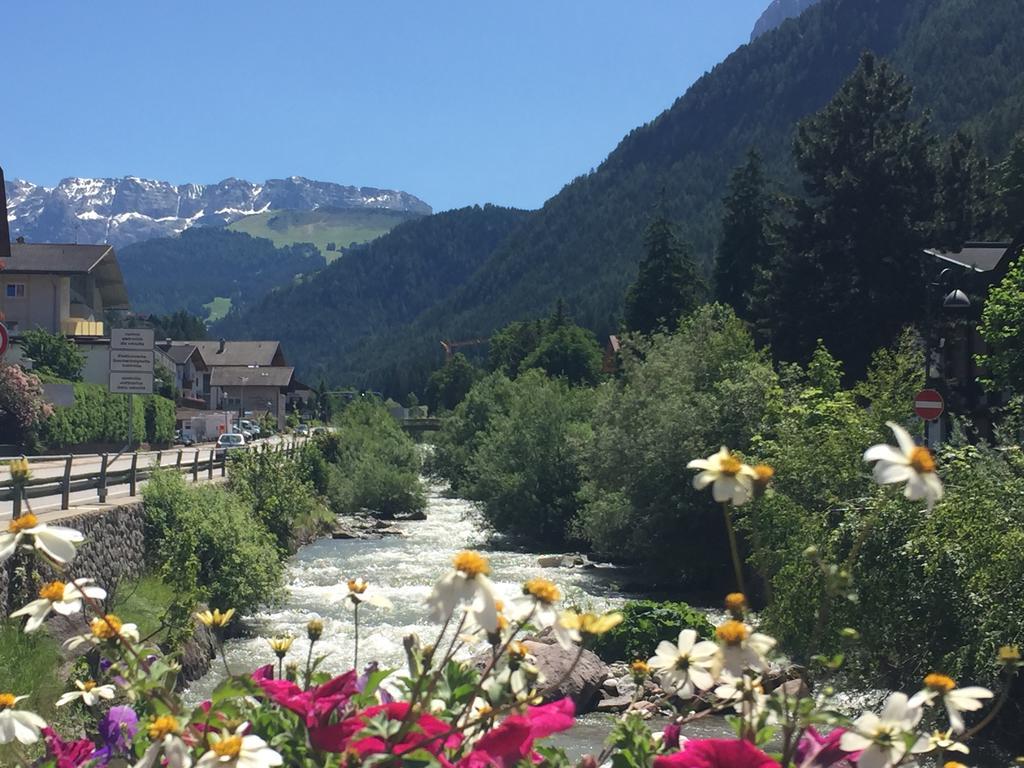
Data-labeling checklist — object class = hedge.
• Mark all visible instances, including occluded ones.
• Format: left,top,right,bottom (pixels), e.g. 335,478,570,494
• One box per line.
41,382,175,447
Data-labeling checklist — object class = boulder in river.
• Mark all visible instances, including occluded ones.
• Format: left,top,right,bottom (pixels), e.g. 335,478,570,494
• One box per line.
524,640,608,711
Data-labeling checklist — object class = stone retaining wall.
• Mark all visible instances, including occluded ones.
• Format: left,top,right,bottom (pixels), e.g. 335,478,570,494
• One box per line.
1,502,146,617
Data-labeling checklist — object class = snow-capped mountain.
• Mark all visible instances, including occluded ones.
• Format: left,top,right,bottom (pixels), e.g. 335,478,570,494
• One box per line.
4,175,432,247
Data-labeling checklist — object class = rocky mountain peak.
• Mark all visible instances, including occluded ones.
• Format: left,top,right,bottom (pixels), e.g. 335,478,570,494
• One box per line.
4,174,432,248
750,0,822,42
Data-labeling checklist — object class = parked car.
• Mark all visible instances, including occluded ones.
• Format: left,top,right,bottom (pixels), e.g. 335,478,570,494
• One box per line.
296,424,310,436
215,432,246,458
173,429,196,447
231,423,253,440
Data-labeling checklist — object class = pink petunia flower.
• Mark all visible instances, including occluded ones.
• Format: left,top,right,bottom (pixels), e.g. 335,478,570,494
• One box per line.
459,698,576,768
654,739,780,768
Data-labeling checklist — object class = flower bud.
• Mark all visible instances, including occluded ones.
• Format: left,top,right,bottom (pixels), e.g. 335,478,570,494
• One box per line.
803,545,819,560
840,627,860,641
307,618,324,641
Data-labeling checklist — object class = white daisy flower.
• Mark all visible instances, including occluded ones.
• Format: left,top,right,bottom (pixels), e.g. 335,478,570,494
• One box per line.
910,728,970,756
714,673,771,720
0,694,47,745
687,447,758,506
647,629,719,698
715,620,775,675
512,577,562,629
0,513,84,566
344,578,392,610
196,723,282,768
10,578,106,632
426,551,500,633
136,716,192,768
65,614,140,651
863,421,944,510
840,692,923,768
907,673,993,733
56,679,116,708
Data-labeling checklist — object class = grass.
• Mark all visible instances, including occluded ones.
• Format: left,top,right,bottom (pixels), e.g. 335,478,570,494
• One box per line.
112,573,180,641
228,207,419,261
203,295,233,322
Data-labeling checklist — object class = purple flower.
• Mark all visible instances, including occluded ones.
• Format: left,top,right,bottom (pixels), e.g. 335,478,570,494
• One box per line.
661,723,681,750
97,705,138,756
795,727,858,767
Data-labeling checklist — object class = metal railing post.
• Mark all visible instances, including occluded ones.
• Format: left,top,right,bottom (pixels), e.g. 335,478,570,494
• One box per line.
98,453,109,503
129,452,139,497
207,449,214,479
61,455,73,510
176,449,183,470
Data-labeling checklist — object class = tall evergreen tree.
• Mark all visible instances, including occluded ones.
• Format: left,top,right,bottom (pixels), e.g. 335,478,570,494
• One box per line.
715,151,776,317
935,132,997,247
995,131,1024,238
761,52,939,375
623,215,706,335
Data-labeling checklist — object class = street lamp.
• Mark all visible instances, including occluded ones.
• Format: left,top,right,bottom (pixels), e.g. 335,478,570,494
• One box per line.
924,269,972,447
238,376,249,422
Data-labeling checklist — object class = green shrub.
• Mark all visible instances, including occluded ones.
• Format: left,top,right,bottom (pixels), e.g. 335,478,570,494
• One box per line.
229,449,332,553
41,382,174,447
142,471,283,614
466,370,594,545
592,600,715,663
325,401,424,517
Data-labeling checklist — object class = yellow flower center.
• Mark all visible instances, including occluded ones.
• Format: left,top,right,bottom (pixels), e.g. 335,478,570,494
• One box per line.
0,693,16,710
724,592,747,612
753,465,774,484
716,620,749,646
909,446,936,474
82,680,97,692
347,578,368,594
39,580,66,602
630,660,650,676
719,455,742,476
496,614,510,632
945,762,968,768
924,673,956,693
453,551,490,578
999,645,1021,663
508,642,529,660
212,735,243,758
91,614,124,640
523,578,561,605
148,715,180,740
8,514,38,534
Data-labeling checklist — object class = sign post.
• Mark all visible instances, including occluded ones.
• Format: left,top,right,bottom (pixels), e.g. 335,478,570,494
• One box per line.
110,329,154,448
914,388,945,449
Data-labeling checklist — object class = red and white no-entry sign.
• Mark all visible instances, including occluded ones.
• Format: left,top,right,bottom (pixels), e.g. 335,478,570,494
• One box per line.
0,322,8,359
914,388,944,421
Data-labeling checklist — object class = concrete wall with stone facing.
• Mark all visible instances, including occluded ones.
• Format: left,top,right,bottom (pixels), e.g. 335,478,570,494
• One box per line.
0,502,147,615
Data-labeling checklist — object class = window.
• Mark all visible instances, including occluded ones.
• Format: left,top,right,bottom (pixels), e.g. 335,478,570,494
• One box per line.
5,283,26,299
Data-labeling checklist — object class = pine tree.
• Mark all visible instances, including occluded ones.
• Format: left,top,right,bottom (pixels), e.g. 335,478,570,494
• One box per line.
623,215,706,335
995,131,1024,238
715,150,776,317
762,52,939,375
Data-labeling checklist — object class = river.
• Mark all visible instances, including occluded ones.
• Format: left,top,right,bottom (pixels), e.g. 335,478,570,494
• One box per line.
188,480,732,756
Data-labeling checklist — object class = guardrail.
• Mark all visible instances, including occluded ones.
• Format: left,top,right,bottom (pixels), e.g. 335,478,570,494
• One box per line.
0,439,306,517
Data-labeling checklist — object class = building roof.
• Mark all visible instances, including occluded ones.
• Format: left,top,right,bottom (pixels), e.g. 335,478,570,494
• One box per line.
210,365,295,388
160,342,199,365
1,242,131,308
192,340,285,368
924,243,1013,273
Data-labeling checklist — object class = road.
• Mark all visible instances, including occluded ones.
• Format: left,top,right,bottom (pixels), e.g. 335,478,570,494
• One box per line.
0,435,299,520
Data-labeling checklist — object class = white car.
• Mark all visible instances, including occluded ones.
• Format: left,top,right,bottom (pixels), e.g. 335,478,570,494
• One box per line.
216,432,246,458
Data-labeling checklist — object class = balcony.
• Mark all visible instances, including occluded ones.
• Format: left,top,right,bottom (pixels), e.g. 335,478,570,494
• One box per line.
61,318,105,337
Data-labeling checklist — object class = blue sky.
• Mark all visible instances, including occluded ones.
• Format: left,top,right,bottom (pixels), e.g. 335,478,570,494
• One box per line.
2,2,769,212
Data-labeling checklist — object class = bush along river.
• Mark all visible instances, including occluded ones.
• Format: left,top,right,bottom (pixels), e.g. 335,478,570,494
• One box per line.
187,481,733,757
188,481,1008,765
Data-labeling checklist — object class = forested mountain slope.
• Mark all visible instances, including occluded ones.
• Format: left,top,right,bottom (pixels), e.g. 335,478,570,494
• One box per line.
213,205,532,389
225,0,1024,394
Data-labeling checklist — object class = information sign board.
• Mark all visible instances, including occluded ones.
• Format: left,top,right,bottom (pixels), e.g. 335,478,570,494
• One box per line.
109,372,154,395
110,328,155,351
110,349,154,373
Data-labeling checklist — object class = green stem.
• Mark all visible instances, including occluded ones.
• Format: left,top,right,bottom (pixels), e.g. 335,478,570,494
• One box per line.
303,639,316,690
722,502,746,595
353,602,360,672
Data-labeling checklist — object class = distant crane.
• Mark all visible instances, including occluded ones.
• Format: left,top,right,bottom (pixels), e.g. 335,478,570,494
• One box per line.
440,337,489,362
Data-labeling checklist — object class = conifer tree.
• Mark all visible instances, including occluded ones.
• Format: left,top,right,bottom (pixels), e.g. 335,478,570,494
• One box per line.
995,131,1024,237
715,150,776,317
761,52,938,375
623,215,706,335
